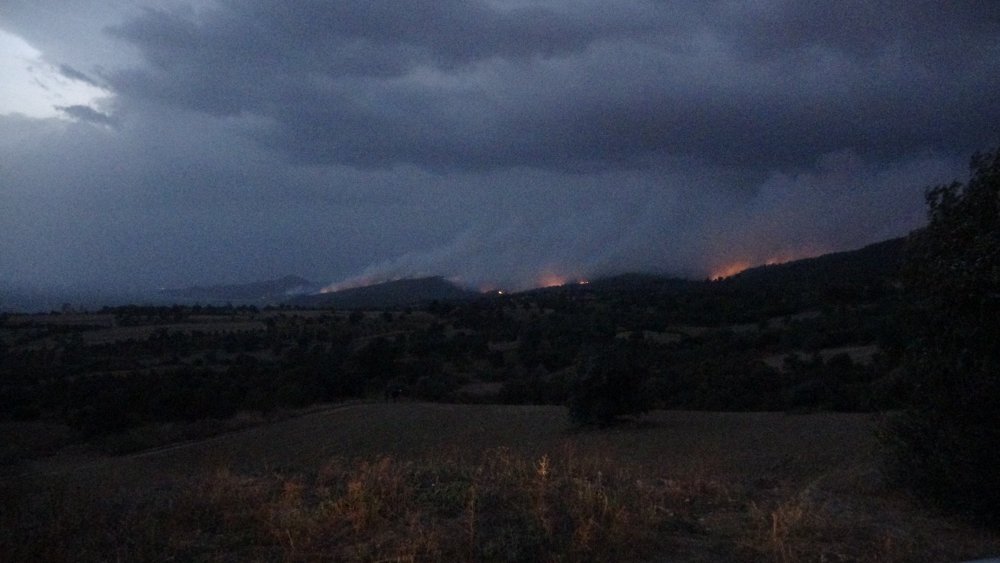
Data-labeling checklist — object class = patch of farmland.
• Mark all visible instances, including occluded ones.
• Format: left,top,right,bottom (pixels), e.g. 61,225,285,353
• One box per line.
81,321,266,344
20,403,877,488
763,345,881,371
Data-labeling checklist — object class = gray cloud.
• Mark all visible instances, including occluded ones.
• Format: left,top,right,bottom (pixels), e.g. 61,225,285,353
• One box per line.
56,104,117,127
99,1,1000,172
58,64,102,87
1,1,998,295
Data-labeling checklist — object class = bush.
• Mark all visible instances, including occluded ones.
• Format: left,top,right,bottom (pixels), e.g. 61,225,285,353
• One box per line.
567,346,652,427
885,148,1000,521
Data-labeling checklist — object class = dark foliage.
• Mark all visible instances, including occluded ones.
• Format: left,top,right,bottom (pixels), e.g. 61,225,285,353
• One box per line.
1,234,910,445
886,148,1000,521
567,345,653,427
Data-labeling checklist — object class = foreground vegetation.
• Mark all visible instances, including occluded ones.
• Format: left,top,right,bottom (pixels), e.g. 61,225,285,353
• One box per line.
883,148,1000,522
4,404,999,562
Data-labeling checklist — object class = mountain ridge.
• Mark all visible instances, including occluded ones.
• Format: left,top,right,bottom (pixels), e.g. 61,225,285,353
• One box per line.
287,276,480,309
162,275,320,303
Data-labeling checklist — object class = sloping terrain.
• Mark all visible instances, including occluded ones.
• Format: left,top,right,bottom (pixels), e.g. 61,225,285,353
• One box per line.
723,237,906,295
288,276,480,309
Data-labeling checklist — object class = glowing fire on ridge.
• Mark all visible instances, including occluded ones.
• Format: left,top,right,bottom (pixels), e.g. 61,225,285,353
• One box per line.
537,273,567,288
710,261,752,280
710,248,825,281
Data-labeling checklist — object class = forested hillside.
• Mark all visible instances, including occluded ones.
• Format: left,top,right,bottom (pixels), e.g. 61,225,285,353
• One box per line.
1,238,908,452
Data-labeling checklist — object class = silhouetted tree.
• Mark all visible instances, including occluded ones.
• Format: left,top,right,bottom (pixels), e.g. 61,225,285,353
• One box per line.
886,148,1000,521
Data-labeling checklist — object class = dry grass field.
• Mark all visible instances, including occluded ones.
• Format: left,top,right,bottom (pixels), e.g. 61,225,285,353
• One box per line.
4,403,1000,561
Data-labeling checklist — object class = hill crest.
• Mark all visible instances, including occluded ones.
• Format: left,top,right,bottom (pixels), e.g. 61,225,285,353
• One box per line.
288,276,479,309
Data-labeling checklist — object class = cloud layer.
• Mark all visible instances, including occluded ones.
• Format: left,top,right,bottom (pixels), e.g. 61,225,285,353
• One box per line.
1,1,998,293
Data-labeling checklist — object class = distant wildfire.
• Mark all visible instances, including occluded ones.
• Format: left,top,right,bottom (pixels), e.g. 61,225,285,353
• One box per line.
709,248,824,281
325,253,826,295
537,273,567,288
535,273,593,288
709,261,752,280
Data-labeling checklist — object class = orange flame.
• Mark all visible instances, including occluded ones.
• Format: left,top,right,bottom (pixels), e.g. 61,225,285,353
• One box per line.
710,246,826,281
538,273,566,288
710,261,752,280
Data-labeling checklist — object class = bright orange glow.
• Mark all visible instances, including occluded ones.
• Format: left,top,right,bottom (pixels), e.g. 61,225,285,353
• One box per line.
710,247,826,281
710,261,752,280
538,273,566,288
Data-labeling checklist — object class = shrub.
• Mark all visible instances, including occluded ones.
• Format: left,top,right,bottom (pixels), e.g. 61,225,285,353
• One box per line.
567,346,652,427
885,148,1000,521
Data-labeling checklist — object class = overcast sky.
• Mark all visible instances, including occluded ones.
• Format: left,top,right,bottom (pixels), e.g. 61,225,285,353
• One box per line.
2,1,999,293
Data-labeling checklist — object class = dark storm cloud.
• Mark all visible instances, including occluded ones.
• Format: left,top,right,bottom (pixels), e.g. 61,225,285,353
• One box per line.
102,0,1000,172
0,109,459,291
2,1,998,295
716,0,1000,60
56,104,117,127
105,1,651,112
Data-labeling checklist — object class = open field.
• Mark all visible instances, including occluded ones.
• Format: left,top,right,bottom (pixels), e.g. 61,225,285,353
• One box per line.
4,403,999,561
7,403,876,484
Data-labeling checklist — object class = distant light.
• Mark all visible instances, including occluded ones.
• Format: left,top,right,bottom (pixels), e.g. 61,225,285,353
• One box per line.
0,29,110,120
538,274,566,288
710,261,751,280
710,249,822,280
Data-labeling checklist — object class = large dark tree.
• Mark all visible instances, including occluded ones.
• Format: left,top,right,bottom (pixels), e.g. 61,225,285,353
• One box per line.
887,148,1000,520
